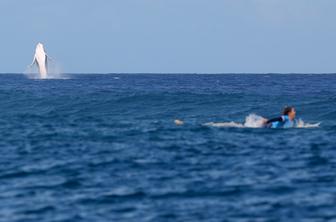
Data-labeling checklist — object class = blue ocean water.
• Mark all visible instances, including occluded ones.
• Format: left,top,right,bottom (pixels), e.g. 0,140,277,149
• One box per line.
1,74,336,221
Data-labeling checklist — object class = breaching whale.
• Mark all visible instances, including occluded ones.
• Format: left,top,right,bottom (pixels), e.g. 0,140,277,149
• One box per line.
29,43,49,79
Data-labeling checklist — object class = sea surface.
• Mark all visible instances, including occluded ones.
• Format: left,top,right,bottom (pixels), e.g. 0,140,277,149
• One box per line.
1,74,336,222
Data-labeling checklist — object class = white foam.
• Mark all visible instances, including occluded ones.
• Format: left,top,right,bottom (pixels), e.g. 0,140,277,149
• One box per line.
204,121,244,128
243,113,266,128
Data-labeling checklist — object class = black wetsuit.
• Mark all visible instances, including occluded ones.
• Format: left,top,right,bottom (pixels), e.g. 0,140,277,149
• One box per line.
265,115,295,128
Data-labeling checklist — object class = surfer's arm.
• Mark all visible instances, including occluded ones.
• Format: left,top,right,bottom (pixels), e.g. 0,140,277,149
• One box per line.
265,117,284,124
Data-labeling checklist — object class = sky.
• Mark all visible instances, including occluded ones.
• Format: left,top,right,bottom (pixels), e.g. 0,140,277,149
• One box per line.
0,0,336,73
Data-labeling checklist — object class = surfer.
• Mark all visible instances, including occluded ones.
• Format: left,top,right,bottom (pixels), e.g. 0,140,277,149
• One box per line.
263,106,297,128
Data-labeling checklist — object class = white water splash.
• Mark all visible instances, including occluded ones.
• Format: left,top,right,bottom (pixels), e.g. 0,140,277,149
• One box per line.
204,113,320,129
24,64,65,79
204,121,245,128
243,113,266,128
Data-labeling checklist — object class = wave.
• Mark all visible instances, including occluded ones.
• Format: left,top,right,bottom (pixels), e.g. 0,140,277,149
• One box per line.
204,114,320,129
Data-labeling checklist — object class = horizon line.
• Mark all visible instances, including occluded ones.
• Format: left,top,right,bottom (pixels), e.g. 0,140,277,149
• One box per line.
1,72,336,75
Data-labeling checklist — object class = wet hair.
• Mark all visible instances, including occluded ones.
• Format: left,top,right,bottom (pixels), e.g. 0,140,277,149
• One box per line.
282,106,294,115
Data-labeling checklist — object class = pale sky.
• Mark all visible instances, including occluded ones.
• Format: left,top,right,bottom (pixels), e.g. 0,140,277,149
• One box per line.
0,0,336,73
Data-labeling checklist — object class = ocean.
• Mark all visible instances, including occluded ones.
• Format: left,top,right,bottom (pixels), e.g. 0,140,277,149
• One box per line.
1,74,336,221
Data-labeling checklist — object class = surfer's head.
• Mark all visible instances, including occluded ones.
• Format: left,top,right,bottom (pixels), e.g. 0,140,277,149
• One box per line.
283,106,296,120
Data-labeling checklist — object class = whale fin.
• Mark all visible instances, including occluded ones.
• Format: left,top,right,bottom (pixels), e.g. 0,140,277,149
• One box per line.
29,57,37,67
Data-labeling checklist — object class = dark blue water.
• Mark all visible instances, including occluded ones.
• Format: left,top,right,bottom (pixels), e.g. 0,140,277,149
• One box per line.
1,74,336,221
